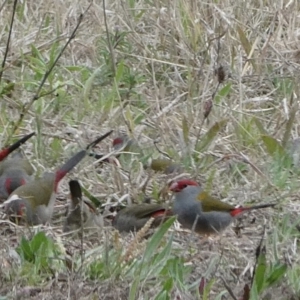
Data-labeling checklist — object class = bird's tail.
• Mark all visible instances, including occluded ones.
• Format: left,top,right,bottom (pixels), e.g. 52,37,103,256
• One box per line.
0,132,35,162
69,180,82,206
230,203,276,217
54,130,113,190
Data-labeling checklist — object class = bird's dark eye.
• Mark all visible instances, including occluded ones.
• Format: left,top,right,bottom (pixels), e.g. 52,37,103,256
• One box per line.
183,184,187,188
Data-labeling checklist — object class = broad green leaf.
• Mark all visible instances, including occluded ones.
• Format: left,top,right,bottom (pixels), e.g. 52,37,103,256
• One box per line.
171,256,184,284
82,67,102,100
30,44,44,62
237,25,256,70
49,42,59,66
162,277,173,292
254,250,267,293
237,25,251,57
182,116,189,145
125,106,134,132
152,233,173,266
143,217,176,262
249,282,259,300
261,135,286,157
197,119,228,152
0,82,15,97
65,66,88,72
253,117,268,136
128,277,140,300
214,83,232,104
30,232,48,253
17,237,32,262
202,278,215,300
81,185,101,207
155,290,169,300
29,57,46,71
115,60,125,83
266,263,287,286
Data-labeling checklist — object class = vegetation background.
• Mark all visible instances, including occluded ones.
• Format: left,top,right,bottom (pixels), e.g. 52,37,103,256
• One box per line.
0,0,299,299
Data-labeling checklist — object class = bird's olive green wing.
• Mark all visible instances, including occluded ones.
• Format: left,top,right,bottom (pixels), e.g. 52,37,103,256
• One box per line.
121,204,167,218
197,191,235,212
13,175,55,208
143,158,183,174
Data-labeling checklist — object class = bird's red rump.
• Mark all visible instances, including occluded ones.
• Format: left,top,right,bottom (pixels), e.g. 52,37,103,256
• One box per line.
5,178,27,195
230,207,247,217
5,178,12,194
54,170,65,192
150,209,168,218
0,148,9,161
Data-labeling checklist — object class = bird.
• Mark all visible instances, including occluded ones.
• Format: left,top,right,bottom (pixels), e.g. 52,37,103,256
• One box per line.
112,134,136,153
87,134,134,165
2,130,113,225
113,135,183,174
90,134,182,174
0,132,35,162
170,179,276,235
0,152,34,201
112,203,173,233
63,180,103,233
144,158,183,174
0,132,36,200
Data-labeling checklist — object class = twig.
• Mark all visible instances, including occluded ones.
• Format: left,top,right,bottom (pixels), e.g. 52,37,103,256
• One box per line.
102,0,116,76
220,276,238,300
38,84,65,98
80,191,84,266
0,0,18,83
250,226,266,288
0,0,9,13
10,3,92,136
153,140,172,159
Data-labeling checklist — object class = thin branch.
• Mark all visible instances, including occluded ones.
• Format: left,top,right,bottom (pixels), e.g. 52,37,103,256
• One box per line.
250,226,266,288
0,0,18,83
0,0,9,13
220,277,238,300
10,3,92,136
153,140,172,159
102,0,116,76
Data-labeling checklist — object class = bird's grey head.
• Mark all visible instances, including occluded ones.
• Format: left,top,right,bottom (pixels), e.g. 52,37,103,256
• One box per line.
169,179,201,199
170,179,203,219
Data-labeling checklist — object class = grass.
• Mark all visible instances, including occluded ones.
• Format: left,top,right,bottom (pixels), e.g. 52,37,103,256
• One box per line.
0,0,300,299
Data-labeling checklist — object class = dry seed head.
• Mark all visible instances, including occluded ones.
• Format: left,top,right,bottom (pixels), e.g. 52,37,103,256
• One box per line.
204,100,213,119
215,65,226,84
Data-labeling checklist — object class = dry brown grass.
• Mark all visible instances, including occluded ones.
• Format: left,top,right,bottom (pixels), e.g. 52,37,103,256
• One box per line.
1,0,300,299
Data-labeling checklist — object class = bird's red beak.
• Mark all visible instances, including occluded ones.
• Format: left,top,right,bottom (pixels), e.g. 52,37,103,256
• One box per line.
169,182,179,192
